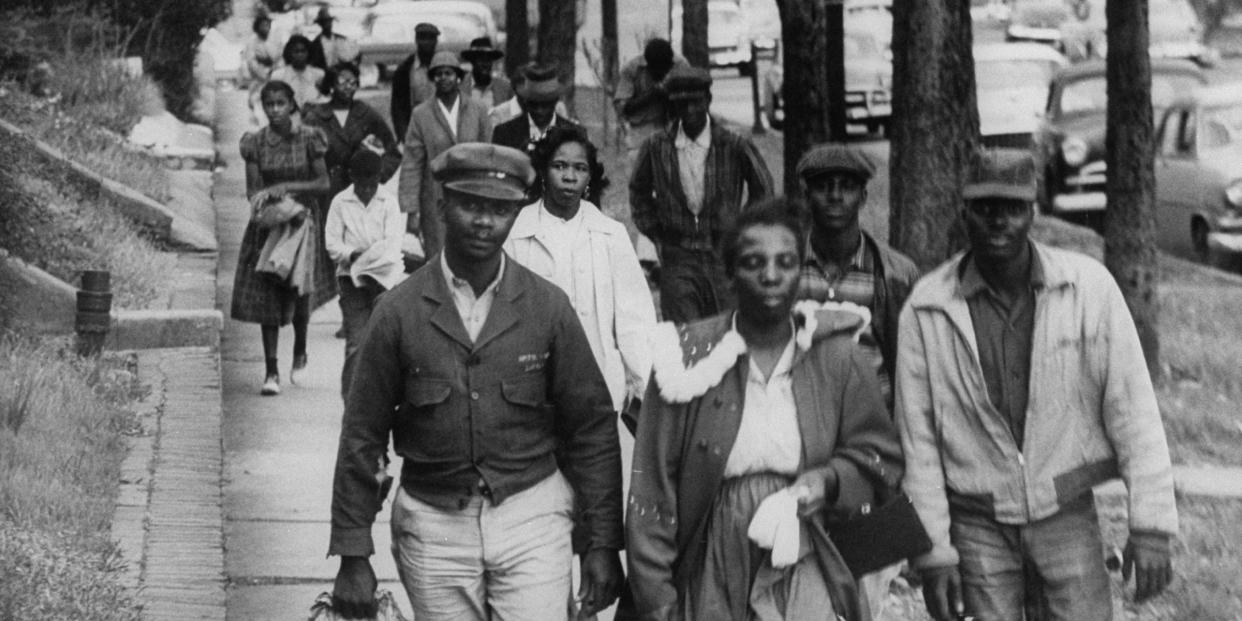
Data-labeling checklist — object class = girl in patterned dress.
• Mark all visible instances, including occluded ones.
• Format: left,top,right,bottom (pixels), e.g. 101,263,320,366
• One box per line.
231,81,330,395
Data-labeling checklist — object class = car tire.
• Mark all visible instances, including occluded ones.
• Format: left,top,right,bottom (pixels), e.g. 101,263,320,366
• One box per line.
1191,218,1210,262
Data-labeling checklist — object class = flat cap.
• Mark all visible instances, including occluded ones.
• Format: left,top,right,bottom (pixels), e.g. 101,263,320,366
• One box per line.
414,22,440,36
349,148,382,180
796,143,876,181
432,143,535,201
664,66,712,100
964,149,1036,201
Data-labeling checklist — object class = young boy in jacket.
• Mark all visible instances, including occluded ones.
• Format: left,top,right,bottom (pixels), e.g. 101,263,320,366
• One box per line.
895,151,1176,621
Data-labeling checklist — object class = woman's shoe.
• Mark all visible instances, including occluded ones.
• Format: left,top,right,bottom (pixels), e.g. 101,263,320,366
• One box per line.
261,373,281,396
290,353,308,385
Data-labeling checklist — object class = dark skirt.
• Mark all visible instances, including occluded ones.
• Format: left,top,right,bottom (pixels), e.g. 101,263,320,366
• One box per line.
686,472,841,621
231,219,309,326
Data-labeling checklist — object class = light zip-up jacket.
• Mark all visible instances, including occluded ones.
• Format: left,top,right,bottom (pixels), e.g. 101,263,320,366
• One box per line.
895,241,1177,569
504,200,656,412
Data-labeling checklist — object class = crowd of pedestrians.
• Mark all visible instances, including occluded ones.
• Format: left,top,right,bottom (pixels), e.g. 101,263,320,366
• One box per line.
233,15,1178,620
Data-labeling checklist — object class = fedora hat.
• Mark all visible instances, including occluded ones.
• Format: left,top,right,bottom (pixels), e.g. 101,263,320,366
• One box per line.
517,64,562,103
461,37,504,63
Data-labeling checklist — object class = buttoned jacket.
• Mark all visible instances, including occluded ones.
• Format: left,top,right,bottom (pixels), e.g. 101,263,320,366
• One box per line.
504,200,656,411
895,241,1178,570
397,95,491,219
329,256,623,557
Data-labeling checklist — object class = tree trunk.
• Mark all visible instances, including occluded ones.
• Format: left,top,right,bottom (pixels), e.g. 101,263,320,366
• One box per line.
682,0,709,67
1104,0,1161,376
505,0,529,77
537,0,576,113
774,0,834,195
888,0,979,271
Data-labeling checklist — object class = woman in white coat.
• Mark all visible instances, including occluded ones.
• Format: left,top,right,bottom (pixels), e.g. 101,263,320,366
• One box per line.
504,125,656,419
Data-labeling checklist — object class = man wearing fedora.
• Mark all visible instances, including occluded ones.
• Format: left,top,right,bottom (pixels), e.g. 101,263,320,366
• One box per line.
895,151,1176,621
398,51,491,260
391,22,440,140
490,64,577,156
629,65,774,323
460,37,513,110
329,142,624,621
308,7,359,71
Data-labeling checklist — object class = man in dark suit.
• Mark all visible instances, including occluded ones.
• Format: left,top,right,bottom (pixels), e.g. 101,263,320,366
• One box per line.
390,22,439,139
490,64,576,157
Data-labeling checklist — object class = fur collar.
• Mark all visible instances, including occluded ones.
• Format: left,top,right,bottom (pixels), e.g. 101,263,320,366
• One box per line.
650,301,871,403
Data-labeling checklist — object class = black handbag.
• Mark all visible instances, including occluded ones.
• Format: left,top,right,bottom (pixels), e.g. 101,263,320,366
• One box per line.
827,488,932,579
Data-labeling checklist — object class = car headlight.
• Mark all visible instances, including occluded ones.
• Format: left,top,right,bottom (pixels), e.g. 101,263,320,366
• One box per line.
1226,180,1242,208
1061,136,1088,166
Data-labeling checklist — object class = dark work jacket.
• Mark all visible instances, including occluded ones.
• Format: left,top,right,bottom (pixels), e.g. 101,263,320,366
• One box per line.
329,255,623,557
302,100,402,196
390,52,434,140
490,113,578,156
620,311,904,621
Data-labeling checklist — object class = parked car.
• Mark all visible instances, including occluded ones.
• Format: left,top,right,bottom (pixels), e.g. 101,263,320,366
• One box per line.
1005,0,1070,44
975,42,1067,148
1034,58,1206,220
763,28,891,134
972,0,1011,22
357,0,499,77
672,0,754,75
1154,85,1242,268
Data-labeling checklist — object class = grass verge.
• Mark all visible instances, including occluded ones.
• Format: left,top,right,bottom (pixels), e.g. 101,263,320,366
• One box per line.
0,120,174,310
0,333,145,620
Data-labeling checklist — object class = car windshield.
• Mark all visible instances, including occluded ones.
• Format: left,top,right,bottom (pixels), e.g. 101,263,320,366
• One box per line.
977,59,1057,91
1200,104,1242,149
1058,72,1202,115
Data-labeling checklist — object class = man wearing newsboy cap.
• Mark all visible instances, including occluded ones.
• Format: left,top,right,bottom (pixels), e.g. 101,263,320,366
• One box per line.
330,143,624,620
629,65,774,323
895,150,1177,621
391,22,441,139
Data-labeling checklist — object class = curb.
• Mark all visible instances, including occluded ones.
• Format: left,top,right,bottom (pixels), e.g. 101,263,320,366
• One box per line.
110,309,223,350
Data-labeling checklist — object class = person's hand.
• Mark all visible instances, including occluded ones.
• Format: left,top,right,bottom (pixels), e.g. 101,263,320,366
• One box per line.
332,556,377,619
578,548,623,616
920,565,964,621
1123,531,1173,602
267,185,289,199
791,467,838,518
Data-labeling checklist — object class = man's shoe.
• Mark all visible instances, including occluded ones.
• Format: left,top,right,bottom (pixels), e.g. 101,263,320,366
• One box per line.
290,354,308,385
261,373,281,396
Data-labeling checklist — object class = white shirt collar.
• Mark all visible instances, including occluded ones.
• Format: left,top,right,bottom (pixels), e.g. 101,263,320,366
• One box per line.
440,252,504,294
731,312,797,384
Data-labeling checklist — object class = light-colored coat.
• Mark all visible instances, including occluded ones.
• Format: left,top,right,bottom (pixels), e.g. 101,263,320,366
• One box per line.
894,241,1178,570
398,94,491,256
504,200,656,412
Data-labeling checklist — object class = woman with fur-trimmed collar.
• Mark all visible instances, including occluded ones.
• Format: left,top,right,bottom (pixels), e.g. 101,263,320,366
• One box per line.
621,200,903,621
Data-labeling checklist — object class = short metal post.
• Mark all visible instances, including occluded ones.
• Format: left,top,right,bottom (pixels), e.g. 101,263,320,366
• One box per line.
76,270,112,357
749,41,766,135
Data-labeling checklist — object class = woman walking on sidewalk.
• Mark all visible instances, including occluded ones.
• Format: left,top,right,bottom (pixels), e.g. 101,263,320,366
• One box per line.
231,80,330,395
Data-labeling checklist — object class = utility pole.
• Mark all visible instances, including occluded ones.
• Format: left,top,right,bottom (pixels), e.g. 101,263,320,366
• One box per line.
505,0,529,76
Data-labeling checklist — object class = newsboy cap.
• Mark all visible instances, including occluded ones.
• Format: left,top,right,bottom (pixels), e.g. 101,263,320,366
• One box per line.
796,143,876,181
432,143,535,201
414,22,440,36
964,149,1036,202
664,66,712,100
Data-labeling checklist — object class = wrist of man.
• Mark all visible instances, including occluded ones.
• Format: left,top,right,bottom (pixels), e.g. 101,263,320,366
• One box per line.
1129,529,1171,554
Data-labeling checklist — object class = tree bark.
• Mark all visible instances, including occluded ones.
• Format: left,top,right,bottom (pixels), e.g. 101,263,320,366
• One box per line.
774,0,833,196
505,0,529,77
682,0,709,67
888,0,979,271
1104,0,1161,376
537,0,576,112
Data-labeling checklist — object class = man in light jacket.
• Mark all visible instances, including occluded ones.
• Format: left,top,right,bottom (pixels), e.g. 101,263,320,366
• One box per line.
895,151,1177,621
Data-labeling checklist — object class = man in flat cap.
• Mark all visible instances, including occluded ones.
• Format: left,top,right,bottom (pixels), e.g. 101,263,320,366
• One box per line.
630,65,774,323
330,143,624,620
391,22,441,139
460,36,513,110
398,51,491,260
308,7,359,70
895,150,1177,621
490,63,577,156
614,38,689,165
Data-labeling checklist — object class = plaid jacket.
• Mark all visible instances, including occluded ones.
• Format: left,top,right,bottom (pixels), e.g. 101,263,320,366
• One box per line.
629,120,774,252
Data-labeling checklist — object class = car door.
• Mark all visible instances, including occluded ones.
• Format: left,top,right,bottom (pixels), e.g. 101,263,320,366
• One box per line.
1155,106,1202,257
